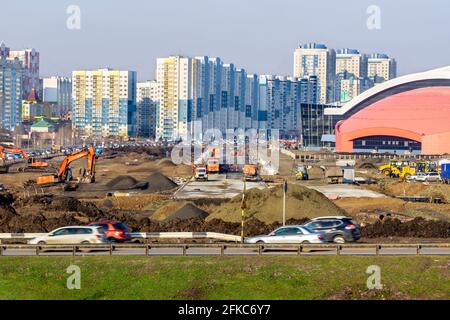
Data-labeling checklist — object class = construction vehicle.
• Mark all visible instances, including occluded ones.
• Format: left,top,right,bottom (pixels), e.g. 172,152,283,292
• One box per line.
243,164,258,181
0,145,50,172
441,163,450,184
416,161,440,173
379,161,416,179
323,166,345,184
206,147,221,174
207,158,220,174
296,165,309,181
36,146,96,189
0,145,28,160
194,165,208,181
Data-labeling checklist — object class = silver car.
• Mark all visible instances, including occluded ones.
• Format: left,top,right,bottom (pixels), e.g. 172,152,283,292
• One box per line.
245,226,326,244
416,172,442,182
29,226,107,245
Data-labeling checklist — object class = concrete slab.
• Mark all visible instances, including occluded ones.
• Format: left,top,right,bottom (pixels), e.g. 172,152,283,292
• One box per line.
307,184,387,199
175,174,267,199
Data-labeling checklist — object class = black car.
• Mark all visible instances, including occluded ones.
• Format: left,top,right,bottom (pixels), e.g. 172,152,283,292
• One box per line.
302,216,361,243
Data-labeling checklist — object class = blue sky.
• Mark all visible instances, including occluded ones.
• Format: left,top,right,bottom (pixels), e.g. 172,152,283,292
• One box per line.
1,0,449,80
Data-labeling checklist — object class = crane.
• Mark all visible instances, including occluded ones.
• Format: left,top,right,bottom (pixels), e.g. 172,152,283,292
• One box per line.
36,146,96,186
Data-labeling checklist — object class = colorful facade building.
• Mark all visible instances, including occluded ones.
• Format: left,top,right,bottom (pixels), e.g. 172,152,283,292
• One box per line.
328,66,450,155
72,68,137,138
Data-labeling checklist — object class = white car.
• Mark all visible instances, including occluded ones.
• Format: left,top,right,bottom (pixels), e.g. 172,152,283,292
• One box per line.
407,172,427,182
245,226,326,244
416,172,442,183
29,226,107,245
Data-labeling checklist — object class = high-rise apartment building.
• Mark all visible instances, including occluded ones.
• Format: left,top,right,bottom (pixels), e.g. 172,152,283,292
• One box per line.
42,76,72,115
137,80,158,138
368,53,397,82
9,48,39,98
155,56,193,141
293,43,336,104
72,68,137,138
336,49,368,78
0,43,10,59
0,55,24,130
336,74,374,102
155,55,261,141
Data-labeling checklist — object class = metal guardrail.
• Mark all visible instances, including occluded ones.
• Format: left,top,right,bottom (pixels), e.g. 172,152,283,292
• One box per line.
0,232,242,243
0,243,449,257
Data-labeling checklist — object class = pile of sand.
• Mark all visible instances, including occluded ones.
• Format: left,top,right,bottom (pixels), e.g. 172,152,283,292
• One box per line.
106,176,139,190
157,158,176,167
143,172,178,192
152,202,188,221
165,203,209,222
208,183,347,223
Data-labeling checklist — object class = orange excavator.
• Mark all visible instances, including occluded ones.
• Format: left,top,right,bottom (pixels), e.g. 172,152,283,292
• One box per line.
0,145,49,172
36,146,96,187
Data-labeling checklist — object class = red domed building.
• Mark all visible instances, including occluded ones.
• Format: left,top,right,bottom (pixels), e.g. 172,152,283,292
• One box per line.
326,67,450,155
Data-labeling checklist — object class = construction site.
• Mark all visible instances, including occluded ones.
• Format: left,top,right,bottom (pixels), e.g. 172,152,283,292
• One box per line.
1,143,450,243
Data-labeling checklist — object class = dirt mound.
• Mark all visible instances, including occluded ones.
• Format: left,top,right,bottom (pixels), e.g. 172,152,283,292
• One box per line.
157,158,176,167
165,204,209,222
208,183,346,223
362,217,450,238
16,195,103,216
143,172,178,192
0,192,14,206
152,202,187,221
106,176,139,190
0,205,18,229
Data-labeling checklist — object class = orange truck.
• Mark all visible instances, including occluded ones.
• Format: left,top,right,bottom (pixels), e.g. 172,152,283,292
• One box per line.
206,147,221,174
243,164,258,181
207,158,220,174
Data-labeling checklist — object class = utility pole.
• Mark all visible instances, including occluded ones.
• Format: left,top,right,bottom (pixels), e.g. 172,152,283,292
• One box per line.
241,179,247,243
283,180,288,226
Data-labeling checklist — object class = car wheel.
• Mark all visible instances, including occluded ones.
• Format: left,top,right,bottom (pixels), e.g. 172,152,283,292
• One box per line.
301,241,310,244
333,236,346,244
37,241,47,252
256,241,266,252
80,241,91,253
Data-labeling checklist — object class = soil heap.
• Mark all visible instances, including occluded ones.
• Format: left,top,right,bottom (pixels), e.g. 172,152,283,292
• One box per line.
208,183,346,223
106,176,139,190
165,203,209,222
142,172,178,192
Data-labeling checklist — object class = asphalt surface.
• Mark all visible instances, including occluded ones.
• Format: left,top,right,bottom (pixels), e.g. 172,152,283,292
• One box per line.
2,246,450,257
174,174,266,199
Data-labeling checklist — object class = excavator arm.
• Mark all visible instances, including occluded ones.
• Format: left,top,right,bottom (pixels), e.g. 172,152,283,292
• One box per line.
2,146,29,159
36,146,96,186
57,146,96,182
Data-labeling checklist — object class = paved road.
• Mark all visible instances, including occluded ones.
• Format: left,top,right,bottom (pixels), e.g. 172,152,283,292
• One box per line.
2,246,450,257
175,174,266,199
